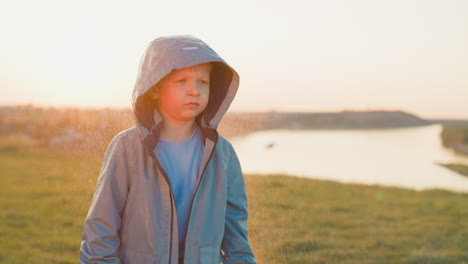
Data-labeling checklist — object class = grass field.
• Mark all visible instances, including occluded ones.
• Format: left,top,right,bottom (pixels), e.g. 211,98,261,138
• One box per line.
1,137,468,263
441,124,468,156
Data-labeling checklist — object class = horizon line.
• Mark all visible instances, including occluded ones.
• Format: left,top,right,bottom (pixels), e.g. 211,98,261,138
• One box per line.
1,103,467,121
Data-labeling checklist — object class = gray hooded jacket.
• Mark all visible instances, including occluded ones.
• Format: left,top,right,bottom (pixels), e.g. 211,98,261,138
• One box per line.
79,35,256,264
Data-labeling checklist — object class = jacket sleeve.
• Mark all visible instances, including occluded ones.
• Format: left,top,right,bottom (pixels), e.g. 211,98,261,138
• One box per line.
221,143,256,264
79,134,130,264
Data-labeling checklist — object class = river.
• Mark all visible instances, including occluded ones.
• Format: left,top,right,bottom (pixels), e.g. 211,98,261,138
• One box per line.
231,124,468,193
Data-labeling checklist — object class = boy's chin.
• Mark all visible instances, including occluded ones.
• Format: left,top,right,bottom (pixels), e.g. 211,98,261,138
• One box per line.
176,111,203,122
160,109,205,123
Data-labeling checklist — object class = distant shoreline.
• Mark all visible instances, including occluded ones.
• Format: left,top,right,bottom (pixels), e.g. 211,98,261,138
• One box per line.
218,110,437,138
2,105,468,156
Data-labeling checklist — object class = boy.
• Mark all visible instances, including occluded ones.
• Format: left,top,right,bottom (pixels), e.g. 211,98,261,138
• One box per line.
79,35,256,264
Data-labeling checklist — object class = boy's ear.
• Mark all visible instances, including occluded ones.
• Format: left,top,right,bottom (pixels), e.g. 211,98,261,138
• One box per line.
149,86,159,100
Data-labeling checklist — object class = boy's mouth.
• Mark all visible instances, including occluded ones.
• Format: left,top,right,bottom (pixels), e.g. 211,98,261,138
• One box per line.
185,102,199,106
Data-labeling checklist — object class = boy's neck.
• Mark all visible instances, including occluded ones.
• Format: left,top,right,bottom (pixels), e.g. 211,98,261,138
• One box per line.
159,118,197,142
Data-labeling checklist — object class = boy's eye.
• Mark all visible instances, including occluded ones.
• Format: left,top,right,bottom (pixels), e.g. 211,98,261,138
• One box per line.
176,79,186,83
200,79,209,84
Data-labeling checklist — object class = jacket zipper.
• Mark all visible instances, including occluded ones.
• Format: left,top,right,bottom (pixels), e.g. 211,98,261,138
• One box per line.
151,152,176,264
183,139,218,261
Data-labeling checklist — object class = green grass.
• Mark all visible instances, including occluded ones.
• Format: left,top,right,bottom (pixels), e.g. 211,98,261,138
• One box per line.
440,124,468,156
0,137,99,263
1,138,468,263
247,176,468,263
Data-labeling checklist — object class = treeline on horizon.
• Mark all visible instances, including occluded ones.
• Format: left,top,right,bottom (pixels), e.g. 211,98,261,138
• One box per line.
0,105,134,154
1,105,468,156
0,105,265,153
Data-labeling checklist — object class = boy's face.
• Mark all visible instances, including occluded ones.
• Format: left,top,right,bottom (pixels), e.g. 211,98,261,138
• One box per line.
151,63,212,123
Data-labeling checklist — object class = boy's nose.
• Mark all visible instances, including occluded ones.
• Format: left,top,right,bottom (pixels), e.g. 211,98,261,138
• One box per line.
187,82,200,96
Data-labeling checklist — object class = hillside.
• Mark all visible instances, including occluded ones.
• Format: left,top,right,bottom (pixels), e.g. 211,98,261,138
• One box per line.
440,124,468,156
0,106,434,151
218,110,431,138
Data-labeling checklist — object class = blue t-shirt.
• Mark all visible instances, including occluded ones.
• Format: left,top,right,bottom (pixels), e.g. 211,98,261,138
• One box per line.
154,125,204,255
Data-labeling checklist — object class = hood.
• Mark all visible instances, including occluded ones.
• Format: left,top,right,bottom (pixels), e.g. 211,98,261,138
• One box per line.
131,35,239,137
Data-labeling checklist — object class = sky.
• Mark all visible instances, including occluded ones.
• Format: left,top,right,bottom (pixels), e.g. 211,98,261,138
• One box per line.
1,0,468,119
